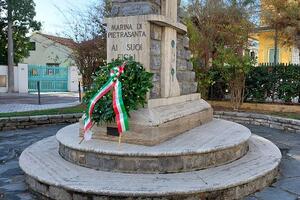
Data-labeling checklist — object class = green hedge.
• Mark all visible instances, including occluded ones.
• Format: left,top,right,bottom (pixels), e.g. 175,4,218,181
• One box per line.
245,63,300,103
204,63,300,103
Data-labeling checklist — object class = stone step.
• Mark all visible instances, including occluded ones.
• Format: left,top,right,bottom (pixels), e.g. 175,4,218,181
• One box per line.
57,119,251,173
19,135,281,200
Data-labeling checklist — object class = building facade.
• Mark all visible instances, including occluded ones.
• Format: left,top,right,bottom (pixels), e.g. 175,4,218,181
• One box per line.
255,29,300,64
22,32,76,66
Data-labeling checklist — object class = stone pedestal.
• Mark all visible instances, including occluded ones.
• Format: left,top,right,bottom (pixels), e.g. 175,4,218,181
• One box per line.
80,94,213,146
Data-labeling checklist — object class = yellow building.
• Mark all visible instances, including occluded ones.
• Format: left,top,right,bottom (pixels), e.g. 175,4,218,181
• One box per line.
254,28,300,64
254,0,300,64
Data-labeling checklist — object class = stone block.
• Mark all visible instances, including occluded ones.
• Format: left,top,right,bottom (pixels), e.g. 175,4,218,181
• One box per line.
152,73,160,82
150,40,161,56
176,49,185,59
270,123,284,130
183,36,190,48
177,64,187,71
49,186,72,200
2,126,16,131
187,61,193,70
62,114,75,119
36,119,50,125
150,24,162,40
93,196,108,200
11,116,30,122
73,194,88,200
73,113,84,118
150,55,161,70
111,2,160,17
179,82,197,95
48,115,63,120
30,115,49,121
86,153,99,168
177,71,195,82
0,117,9,123
26,176,49,197
185,50,192,59
150,82,160,99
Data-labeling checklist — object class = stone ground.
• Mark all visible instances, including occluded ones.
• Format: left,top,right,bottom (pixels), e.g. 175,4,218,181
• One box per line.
0,124,299,200
0,93,80,113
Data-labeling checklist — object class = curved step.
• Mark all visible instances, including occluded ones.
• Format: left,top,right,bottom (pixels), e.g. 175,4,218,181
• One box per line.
57,119,251,173
19,135,281,200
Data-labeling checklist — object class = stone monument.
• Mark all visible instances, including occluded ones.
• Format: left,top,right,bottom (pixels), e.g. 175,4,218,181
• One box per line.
81,0,213,146
19,1,282,199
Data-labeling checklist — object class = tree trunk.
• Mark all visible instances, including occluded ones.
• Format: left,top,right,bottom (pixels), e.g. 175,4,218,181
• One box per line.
7,0,14,93
274,26,278,65
271,26,279,102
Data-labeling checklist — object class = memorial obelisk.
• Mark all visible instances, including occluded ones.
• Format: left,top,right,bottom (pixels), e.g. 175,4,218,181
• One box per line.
89,0,213,145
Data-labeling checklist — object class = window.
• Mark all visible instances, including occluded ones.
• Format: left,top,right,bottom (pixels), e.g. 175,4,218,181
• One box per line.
28,42,36,51
46,63,60,67
0,75,6,87
250,51,256,60
269,48,279,64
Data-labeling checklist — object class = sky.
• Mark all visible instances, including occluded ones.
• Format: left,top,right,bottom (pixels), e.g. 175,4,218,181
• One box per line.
34,0,96,35
34,0,189,36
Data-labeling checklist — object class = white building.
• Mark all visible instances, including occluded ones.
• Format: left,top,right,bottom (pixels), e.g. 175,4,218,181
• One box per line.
22,32,76,66
0,33,79,93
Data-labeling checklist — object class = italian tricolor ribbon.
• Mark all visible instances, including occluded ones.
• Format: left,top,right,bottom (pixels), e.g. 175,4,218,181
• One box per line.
83,62,129,141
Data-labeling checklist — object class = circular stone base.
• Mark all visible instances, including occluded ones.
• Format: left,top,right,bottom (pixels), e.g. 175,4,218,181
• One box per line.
20,135,281,200
57,119,251,173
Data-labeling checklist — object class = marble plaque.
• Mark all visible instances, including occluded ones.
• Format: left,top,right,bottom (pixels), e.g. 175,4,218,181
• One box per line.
106,16,150,71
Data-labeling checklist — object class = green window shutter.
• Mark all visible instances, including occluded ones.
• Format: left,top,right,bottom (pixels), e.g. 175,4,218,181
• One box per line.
269,48,279,63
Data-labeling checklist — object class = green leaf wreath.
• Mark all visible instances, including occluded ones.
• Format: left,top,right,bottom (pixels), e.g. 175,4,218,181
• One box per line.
83,58,153,124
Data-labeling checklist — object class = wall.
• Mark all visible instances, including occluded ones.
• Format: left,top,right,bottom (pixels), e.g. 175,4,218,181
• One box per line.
176,34,197,95
18,64,28,93
22,33,75,67
0,65,20,93
0,114,82,131
0,65,8,92
214,111,300,134
150,24,162,98
68,66,79,92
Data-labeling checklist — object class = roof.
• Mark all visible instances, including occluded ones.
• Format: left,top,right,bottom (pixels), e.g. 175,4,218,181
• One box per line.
253,26,273,33
36,33,76,49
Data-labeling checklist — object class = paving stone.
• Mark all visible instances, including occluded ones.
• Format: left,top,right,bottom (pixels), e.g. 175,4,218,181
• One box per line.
279,157,300,178
255,187,298,200
275,178,300,196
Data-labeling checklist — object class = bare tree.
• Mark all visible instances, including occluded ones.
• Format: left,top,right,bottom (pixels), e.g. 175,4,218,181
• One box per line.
62,0,112,89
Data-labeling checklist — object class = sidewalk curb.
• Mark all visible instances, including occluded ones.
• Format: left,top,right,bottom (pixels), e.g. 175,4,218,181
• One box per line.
214,111,300,134
0,113,83,131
